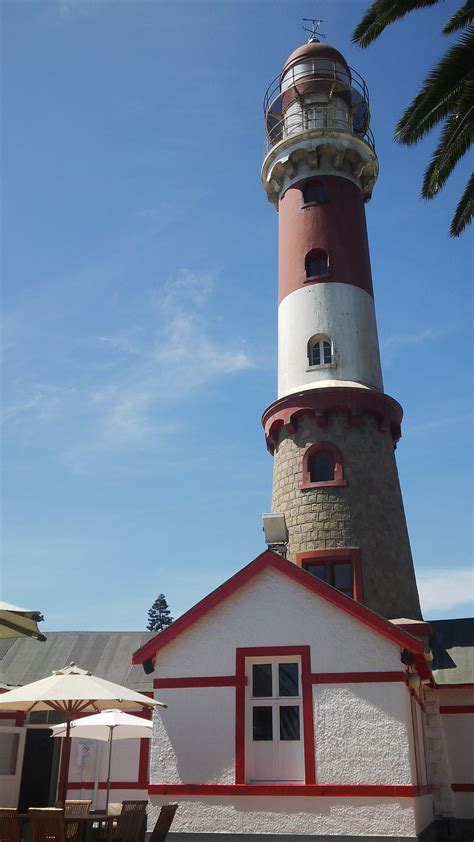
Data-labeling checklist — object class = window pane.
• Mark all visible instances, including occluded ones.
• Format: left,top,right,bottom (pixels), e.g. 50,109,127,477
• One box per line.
253,706,273,741
305,563,327,581
310,343,321,366
280,706,300,741
323,341,332,364
334,563,353,596
252,663,273,697
278,663,299,697
309,451,334,482
303,181,325,204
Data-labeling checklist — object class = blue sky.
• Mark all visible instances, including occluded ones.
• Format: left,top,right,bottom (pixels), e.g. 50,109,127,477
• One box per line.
2,0,472,631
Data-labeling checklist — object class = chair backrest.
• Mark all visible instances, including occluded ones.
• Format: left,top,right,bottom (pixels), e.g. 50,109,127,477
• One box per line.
0,808,21,842
113,801,147,842
149,805,178,842
64,801,91,840
29,808,66,842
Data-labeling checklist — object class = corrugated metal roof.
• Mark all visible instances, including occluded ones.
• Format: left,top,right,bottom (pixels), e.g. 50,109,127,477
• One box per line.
430,618,474,685
0,632,155,693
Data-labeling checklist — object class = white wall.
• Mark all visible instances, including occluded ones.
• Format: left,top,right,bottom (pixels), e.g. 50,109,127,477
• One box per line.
147,794,418,836
278,283,383,397
0,725,26,807
313,683,413,785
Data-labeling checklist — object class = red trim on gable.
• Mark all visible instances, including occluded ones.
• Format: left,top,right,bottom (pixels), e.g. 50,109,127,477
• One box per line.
440,706,474,714
132,550,425,665
154,676,243,689
148,783,432,798
311,671,406,684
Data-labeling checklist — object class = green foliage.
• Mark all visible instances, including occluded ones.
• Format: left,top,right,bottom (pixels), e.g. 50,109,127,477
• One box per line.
147,594,174,632
353,0,473,237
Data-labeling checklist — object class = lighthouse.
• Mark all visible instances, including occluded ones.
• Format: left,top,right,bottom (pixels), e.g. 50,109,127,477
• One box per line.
261,34,422,621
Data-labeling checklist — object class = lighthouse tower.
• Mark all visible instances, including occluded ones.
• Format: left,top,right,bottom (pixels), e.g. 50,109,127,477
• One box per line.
261,35,422,620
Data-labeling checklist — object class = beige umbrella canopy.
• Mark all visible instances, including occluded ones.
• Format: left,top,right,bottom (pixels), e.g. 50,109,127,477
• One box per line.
0,601,46,642
0,662,165,804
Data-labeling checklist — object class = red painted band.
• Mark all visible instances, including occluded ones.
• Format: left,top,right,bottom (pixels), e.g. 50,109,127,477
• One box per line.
262,388,403,452
440,706,474,714
311,672,405,684
148,783,432,798
451,784,474,792
437,683,474,689
138,738,149,786
154,676,243,689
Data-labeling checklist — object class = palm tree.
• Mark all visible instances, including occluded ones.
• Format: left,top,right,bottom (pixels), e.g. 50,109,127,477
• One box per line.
352,0,473,237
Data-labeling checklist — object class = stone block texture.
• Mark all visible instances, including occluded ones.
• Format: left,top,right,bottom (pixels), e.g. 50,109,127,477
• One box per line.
271,411,422,620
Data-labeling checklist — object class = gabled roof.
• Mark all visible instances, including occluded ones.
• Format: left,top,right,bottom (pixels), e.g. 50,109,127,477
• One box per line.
132,550,426,666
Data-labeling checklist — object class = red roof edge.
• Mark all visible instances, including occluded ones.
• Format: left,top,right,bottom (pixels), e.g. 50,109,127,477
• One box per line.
132,550,426,665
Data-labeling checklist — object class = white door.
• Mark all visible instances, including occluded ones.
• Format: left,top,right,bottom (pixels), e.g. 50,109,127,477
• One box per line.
247,657,304,782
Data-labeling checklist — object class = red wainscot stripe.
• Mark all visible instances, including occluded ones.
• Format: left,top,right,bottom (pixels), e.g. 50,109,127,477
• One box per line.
68,782,147,791
148,784,432,798
452,784,474,792
310,672,406,684
154,676,244,689
440,706,474,714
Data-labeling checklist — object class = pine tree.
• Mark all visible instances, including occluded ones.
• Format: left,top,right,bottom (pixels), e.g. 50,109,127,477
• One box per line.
146,594,173,632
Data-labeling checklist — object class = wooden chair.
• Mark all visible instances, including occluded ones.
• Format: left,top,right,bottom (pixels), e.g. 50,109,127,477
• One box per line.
149,805,178,842
112,801,147,842
0,808,21,842
64,801,91,841
29,808,66,842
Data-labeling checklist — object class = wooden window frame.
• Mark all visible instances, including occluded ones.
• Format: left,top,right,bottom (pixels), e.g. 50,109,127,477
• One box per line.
295,548,364,603
300,441,347,489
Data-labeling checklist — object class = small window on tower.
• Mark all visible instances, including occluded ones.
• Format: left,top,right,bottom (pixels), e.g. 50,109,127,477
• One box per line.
301,442,347,490
302,180,326,205
308,336,333,367
296,548,363,602
309,451,335,483
305,249,328,279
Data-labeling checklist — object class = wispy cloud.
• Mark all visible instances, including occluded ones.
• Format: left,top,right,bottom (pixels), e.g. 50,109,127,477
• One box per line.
3,269,253,469
417,568,474,614
404,413,474,436
381,328,445,352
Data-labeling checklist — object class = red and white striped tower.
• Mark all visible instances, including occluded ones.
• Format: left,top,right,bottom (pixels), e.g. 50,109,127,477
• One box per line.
261,36,422,620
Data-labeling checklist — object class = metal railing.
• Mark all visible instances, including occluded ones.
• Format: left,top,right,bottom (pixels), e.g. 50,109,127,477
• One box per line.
263,60,375,153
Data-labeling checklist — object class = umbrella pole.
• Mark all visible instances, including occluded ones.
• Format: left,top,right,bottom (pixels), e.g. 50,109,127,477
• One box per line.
105,726,113,814
59,719,72,806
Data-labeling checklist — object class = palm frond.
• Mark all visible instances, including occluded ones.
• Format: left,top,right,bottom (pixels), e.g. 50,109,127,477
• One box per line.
422,102,473,197
450,172,473,235
352,0,440,48
395,26,474,144
444,0,474,34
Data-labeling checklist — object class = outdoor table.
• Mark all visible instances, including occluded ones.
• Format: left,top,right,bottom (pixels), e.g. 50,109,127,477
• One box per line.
17,812,116,842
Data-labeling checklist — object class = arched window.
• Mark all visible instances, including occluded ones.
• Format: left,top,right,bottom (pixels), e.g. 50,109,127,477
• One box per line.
308,335,332,367
303,180,326,205
309,451,334,483
300,442,347,489
305,249,328,279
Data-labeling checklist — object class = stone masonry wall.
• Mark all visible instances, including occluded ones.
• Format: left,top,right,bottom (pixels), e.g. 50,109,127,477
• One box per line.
271,412,422,620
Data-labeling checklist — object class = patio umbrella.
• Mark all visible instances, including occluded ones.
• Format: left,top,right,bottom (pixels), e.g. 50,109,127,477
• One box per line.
51,709,153,811
0,662,165,804
0,601,46,642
